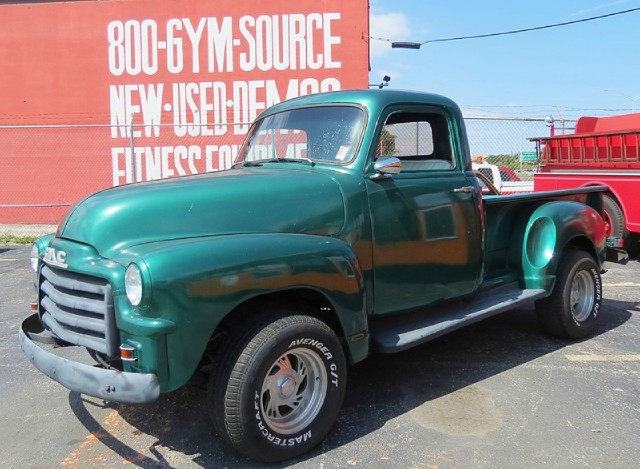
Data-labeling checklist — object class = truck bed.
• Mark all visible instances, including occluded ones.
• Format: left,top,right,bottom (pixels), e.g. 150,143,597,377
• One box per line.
484,185,605,267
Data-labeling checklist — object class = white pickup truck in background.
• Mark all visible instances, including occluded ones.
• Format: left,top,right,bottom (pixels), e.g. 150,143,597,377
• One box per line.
472,162,534,195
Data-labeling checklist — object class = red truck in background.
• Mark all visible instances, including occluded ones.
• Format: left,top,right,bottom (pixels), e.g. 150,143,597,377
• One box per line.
532,113,640,256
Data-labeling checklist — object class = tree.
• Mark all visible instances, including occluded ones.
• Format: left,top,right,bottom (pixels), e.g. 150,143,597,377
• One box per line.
378,129,397,156
486,153,520,169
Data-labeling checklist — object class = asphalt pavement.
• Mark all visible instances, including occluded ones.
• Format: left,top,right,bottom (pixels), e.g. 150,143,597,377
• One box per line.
1,244,639,468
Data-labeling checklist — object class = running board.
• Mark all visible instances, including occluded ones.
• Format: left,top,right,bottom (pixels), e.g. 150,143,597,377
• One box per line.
371,284,546,353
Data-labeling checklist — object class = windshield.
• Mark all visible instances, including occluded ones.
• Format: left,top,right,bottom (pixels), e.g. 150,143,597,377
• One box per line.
237,105,365,165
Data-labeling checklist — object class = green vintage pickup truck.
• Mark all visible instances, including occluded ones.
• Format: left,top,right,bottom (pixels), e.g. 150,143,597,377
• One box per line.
21,90,609,462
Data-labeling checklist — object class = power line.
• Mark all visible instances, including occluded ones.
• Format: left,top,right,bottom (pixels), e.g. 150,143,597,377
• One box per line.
461,104,633,111
369,7,640,45
458,105,633,119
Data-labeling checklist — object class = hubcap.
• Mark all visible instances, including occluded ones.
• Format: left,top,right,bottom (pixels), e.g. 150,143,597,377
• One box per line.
260,347,327,435
278,376,296,399
570,270,595,322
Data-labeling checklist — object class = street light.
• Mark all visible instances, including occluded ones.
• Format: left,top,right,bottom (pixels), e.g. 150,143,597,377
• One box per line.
545,116,555,136
391,41,423,50
604,88,640,112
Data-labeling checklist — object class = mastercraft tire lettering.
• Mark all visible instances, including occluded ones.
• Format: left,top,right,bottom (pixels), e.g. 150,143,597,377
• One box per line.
209,314,347,463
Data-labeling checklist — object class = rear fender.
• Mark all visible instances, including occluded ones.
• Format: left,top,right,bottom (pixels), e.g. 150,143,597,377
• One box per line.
521,201,606,293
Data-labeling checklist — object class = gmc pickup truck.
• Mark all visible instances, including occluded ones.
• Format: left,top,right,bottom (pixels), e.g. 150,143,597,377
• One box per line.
21,90,609,463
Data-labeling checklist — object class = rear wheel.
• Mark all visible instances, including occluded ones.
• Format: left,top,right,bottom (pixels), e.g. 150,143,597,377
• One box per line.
603,194,626,241
603,194,638,256
208,313,346,463
535,250,601,339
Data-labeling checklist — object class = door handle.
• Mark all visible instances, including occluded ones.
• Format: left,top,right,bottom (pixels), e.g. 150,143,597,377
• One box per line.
452,186,473,193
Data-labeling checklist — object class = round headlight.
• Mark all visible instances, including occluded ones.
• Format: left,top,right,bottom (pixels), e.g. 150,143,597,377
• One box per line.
125,264,143,306
30,244,40,272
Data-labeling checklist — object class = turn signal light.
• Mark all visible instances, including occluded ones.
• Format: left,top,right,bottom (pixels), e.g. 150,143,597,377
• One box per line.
119,344,137,362
30,302,38,312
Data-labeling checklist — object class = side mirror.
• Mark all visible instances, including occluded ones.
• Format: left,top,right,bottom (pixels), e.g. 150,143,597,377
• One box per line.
371,157,401,180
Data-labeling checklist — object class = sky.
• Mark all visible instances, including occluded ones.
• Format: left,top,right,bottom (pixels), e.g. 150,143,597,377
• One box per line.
368,1,640,121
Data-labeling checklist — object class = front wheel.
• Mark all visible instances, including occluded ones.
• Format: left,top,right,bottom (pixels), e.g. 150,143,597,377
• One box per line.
535,250,602,339
209,314,347,463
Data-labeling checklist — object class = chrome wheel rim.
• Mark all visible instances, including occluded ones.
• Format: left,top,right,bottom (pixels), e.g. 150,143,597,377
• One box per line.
260,347,327,435
571,270,595,323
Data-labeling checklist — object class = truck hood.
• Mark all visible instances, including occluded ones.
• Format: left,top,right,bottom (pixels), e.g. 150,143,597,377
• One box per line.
58,167,345,259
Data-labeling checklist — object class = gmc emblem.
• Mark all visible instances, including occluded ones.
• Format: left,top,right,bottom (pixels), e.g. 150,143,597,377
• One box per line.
43,247,68,269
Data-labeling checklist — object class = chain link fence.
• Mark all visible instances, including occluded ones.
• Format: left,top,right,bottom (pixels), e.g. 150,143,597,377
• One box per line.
0,117,562,241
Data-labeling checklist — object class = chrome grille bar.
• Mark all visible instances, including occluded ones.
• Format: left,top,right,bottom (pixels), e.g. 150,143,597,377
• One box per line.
39,265,117,356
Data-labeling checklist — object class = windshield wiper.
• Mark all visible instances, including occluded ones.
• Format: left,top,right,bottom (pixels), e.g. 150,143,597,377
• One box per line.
264,158,316,167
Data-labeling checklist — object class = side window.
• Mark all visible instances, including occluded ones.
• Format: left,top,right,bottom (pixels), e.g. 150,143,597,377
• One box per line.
377,112,454,171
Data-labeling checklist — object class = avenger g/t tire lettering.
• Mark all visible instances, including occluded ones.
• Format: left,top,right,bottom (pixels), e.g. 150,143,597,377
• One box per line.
209,314,346,463
535,250,601,339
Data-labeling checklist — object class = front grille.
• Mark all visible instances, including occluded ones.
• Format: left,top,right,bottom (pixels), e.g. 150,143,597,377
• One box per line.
39,264,118,357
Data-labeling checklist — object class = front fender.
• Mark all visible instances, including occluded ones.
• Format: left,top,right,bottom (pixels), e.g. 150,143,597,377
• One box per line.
120,233,366,391
522,201,606,293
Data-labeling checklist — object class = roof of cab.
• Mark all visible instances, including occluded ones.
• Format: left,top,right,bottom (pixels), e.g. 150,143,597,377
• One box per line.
260,89,462,119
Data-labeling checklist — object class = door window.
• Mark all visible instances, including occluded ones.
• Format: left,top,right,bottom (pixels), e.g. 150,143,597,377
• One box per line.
377,112,454,171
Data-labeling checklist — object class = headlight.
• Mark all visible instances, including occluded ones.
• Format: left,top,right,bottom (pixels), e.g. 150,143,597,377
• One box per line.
125,263,143,306
30,244,40,271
